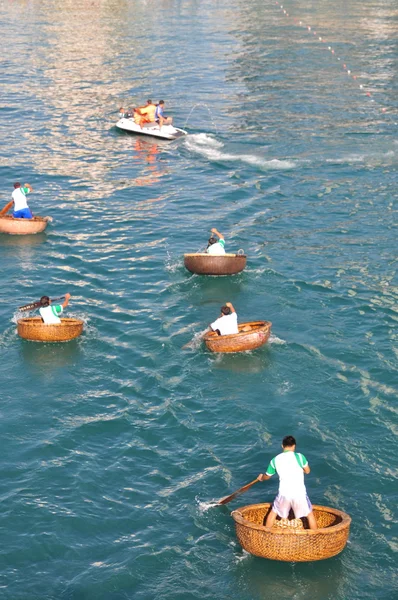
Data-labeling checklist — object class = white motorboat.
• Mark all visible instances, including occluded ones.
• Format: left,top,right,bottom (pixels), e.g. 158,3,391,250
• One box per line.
116,115,187,140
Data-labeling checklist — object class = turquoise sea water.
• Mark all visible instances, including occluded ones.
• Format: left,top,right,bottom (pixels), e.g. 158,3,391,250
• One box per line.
0,0,397,598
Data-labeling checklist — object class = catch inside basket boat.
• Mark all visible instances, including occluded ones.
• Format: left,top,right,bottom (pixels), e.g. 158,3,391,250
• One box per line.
204,321,271,353
232,503,351,562
17,317,84,342
0,215,50,235
184,253,247,275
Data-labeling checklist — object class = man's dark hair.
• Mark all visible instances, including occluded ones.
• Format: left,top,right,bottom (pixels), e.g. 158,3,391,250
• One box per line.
221,305,232,316
147,99,152,104
207,236,217,246
14,182,21,189
40,296,50,307
158,100,164,105
282,435,296,447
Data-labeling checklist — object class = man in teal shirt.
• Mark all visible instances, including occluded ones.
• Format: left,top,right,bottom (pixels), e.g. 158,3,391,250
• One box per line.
258,436,318,529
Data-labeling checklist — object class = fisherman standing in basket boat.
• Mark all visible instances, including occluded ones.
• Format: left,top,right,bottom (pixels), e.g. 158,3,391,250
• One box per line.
39,293,71,324
206,228,226,255
1,182,34,219
210,302,238,336
257,436,318,530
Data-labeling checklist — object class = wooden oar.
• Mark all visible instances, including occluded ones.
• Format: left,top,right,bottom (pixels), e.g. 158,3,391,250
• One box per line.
217,477,260,505
19,296,65,312
0,201,13,216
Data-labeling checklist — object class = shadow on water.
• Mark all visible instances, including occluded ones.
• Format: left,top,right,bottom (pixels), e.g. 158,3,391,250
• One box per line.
186,275,246,306
235,552,345,600
19,338,82,373
0,232,47,248
209,347,272,374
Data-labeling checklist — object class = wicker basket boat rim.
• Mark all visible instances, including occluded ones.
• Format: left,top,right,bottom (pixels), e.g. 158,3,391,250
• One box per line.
18,317,84,325
0,215,48,222
232,503,351,536
205,321,271,341
184,253,246,258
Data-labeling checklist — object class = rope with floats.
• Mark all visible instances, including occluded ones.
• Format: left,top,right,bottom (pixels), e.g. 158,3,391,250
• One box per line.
273,1,397,123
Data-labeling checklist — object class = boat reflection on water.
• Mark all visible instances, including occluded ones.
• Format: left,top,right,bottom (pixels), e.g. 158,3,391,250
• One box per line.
20,336,82,375
210,346,272,374
233,552,344,600
132,138,164,188
186,276,245,305
0,232,47,248
0,232,48,272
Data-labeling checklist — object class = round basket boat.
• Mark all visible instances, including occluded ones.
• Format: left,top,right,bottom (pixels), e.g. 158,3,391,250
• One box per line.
184,253,246,275
17,317,84,342
204,321,271,353
232,503,351,562
0,215,49,235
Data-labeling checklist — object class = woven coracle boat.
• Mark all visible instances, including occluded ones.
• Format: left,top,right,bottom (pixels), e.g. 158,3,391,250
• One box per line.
17,317,84,342
0,215,49,235
232,503,351,562
184,253,247,275
204,321,271,353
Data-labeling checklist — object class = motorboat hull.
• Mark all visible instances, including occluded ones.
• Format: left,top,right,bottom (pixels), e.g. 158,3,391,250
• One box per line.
116,118,187,140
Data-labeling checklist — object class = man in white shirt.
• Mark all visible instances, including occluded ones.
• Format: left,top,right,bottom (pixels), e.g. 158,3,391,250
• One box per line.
39,293,71,324
11,182,33,218
210,302,239,336
257,436,317,529
206,228,226,255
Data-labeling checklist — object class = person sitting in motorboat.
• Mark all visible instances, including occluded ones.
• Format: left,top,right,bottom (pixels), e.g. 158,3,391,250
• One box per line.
155,100,173,129
210,302,238,336
119,106,134,118
206,228,226,255
11,182,33,219
135,99,157,128
119,104,147,122
39,293,71,324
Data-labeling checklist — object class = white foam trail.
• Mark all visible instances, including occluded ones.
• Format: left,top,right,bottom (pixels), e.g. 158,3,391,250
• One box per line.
185,134,297,170
182,327,209,351
12,311,28,323
269,334,286,345
197,500,220,513
326,149,397,166
234,548,252,562
186,133,223,149
165,251,181,273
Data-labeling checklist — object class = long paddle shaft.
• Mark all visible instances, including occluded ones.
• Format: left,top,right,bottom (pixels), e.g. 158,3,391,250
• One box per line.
217,478,259,505
0,201,13,216
19,296,65,312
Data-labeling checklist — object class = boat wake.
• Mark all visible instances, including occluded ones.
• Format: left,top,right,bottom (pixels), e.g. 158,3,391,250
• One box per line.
196,499,220,513
165,251,182,273
269,334,286,345
184,133,298,170
12,311,29,324
182,327,209,351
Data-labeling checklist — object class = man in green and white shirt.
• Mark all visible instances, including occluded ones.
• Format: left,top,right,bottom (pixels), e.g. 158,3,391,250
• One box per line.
39,293,71,324
258,435,318,529
206,227,226,255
